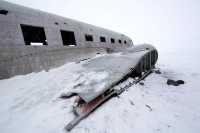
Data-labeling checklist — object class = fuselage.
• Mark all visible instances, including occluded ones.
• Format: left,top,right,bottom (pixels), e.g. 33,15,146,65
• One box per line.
0,1,157,79
0,1,133,48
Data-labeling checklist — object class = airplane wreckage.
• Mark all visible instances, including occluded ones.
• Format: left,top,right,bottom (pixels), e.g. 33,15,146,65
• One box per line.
0,1,158,131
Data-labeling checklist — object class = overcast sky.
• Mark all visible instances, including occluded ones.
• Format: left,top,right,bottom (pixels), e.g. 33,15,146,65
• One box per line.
4,0,200,51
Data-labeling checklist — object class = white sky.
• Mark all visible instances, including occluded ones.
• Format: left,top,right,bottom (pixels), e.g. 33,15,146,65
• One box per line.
4,0,200,51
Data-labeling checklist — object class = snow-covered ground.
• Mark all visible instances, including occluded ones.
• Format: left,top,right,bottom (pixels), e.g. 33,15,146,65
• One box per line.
0,48,200,133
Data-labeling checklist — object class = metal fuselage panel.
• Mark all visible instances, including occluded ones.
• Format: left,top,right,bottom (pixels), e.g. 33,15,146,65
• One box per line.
0,1,158,82
0,1,133,47
0,1,135,79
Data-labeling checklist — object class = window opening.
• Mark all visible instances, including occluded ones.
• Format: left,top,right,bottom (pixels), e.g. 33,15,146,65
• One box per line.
111,38,115,43
100,36,106,42
61,30,76,46
85,34,93,41
20,24,47,46
0,9,8,15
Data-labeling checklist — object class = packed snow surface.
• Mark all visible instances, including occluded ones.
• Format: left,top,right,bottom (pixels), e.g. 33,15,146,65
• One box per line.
0,49,200,133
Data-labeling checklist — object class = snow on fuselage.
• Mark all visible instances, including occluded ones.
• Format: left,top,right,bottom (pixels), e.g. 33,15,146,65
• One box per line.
68,44,158,103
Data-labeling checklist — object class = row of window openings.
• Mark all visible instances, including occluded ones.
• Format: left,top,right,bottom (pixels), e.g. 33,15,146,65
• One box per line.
20,24,127,46
86,34,127,44
1,10,129,45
